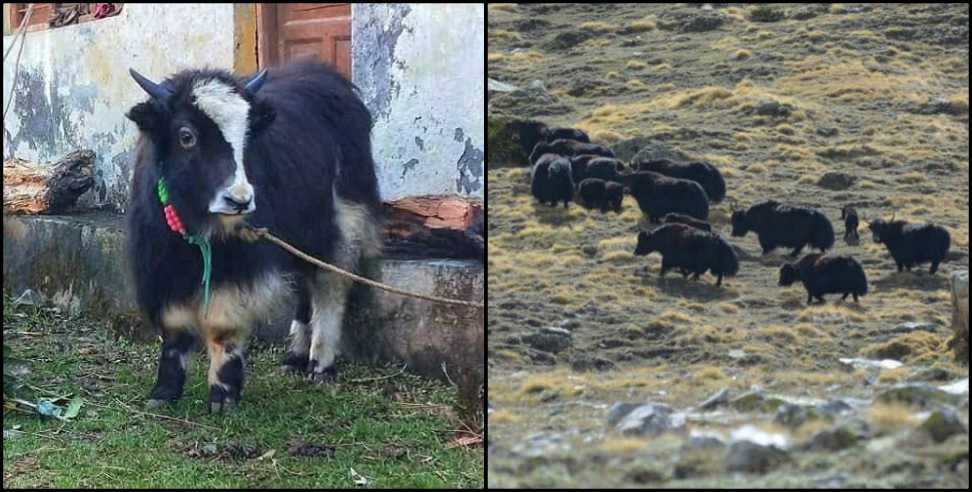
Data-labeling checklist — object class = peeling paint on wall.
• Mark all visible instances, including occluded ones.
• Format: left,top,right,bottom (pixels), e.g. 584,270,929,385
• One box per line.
352,4,485,201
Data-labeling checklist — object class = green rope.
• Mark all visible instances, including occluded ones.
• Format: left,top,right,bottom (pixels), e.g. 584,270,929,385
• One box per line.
156,176,213,311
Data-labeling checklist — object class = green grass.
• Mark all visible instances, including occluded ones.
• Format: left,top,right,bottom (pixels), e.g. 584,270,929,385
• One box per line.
3,299,482,488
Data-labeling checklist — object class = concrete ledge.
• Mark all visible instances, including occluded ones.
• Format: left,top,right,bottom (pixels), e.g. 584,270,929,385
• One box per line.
2,213,483,382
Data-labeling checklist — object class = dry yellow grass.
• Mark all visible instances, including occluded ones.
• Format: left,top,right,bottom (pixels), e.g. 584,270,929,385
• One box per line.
488,3,516,13
488,53,504,63
626,60,648,70
627,16,657,32
625,79,649,92
862,331,947,364
733,49,752,60
868,402,919,431
488,409,521,424
579,21,615,33
598,438,650,454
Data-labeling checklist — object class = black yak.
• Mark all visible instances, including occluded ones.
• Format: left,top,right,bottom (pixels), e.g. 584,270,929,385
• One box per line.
531,154,574,208
868,217,950,274
730,200,834,257
544,127,590,143
636,158,726,204
623,171,710,223
779,253,868,304
584,157,627,183
662,212,712,232
840,206,860,245
576,178,625,213
125,62,383,411
633,223,739,286
507,120,550,159
529,138,615,166
569,154,600,183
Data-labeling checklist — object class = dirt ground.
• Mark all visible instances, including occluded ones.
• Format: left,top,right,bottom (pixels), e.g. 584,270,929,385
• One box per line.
487,3,969,488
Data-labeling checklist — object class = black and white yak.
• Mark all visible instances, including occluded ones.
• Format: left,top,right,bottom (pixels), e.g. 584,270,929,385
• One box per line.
125,62,382,411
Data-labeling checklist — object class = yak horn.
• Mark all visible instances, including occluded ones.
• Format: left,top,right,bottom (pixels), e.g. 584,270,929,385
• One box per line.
244,69,269,96
129,68,172,102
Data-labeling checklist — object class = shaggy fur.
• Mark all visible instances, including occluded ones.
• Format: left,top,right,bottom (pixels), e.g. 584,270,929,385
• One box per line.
868,219,950,274
779,253,868,304
529,138,615,166
636,158,726,203
634,224,739,286
731,200,834,257
623,171,710,223
576,178,625,213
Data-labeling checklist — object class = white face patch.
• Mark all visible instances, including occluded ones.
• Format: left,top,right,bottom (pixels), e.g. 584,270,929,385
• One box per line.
191,79,256,214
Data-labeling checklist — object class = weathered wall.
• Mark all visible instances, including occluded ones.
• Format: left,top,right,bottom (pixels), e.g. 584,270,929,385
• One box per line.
2,4,237,212
352,4,485,201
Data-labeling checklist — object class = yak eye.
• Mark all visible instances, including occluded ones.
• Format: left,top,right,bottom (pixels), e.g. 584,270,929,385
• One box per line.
178,127,197,149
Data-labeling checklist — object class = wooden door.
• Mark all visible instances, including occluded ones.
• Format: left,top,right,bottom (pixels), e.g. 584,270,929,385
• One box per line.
257,3,351,80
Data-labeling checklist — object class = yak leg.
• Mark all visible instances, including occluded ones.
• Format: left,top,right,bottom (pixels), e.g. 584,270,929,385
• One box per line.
306,272,352,383
715,274,723,287
147,310,195,407
204,329,246,413
282,279,312,374
660,258,672,277
759,236,774,255
930,261,940,275
842,292,849,301
789,245,804,258
853,293,860,302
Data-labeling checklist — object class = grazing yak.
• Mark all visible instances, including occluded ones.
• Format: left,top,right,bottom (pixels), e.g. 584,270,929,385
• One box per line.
576,178,625,213
634,223,739,286
126,62,382,411
529,138,615,166
623,171,710,223
584,157,627,183
569,154,600,183
779,253,868,304
544,127,590,143
868,217,950,274
531,154,574,208
507,120,550,160
840,206,860,245
730,200,834,257
636,158,726,204
662,212,712,232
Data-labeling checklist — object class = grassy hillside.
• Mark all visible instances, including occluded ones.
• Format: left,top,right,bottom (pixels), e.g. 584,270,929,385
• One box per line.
488,3,968,488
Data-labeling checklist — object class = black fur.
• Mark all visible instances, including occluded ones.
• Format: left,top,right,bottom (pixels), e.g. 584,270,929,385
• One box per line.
576,178,624,213
569,154,600,183
508,120,549,159
662,212,712,232
529,138,615,166
127,62,381,406
730,200,834,257
637,158,726,203
840,206,860,244
531,154,574,208
868,220,950,274
543,127,590,143
634,224,739,286
584,157,627,183
779,253,868,304
623,171,710,223
148,331,195,403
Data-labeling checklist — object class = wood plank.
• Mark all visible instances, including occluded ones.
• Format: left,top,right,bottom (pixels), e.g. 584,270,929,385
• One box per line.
382,196,484,260
3,150,95,215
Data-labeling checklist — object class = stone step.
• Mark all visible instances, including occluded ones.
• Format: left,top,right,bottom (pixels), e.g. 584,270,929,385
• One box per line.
2,213,483,382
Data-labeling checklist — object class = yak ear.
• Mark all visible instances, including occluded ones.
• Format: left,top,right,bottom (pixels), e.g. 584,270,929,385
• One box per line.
126,102,163,133
248,97,276,134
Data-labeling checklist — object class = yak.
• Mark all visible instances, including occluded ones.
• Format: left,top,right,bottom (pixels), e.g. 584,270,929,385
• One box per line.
125,62,383,412
868,217,950,274
840,206,860,245
623,171,710,223
506,120,550,161
531,154,573,208
544,127,590,143
634,223,739,286
662,212,712,232
584,157,627,183
779,253,868,304
569,154,601,183
529,138,615,166
636,158,726,204
576,178,625,213
730,200,834,257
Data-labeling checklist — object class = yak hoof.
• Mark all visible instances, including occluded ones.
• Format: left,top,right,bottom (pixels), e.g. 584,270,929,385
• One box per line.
306,365,338,384
208,385,238,413
281,352,310,375
209,399,238,414
146,398,173,409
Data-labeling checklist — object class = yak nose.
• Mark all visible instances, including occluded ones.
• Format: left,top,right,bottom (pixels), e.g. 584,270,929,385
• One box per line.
222,194,251,212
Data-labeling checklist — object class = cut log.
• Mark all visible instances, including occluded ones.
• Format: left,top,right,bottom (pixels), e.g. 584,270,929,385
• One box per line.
383,196,484,260
3,150,95,214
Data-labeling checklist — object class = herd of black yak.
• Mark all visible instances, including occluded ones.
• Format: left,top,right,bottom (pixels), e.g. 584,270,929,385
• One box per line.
520,121,952,304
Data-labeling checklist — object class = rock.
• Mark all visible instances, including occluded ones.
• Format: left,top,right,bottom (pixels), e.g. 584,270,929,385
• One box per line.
513,18,550,32
570,355,616,372
815,126,839,137
487,78,520,97
816,399,855,417
678,12,725,33
907,367,956,382
544,30,592,51
616,403,684,436
683,433,726,450
838,357,903,370
522,327,572,354
889,321,939,335
699,388,732,411
918,96,968,116
753,100,793,118
730,390,786,413
724,441,789,474
748,5,785,22
939,378,969,396
789,5,828,20
581,244,598,257
949,270,969,361
817,171,856,191
920,408,967,443
607,402,644,427
804,426,860,451
877,383,958,408
626,139,692,165
775,403,827,429
511,433,571,459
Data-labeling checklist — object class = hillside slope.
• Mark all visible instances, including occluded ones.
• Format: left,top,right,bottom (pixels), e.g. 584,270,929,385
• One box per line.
488,3,969,488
